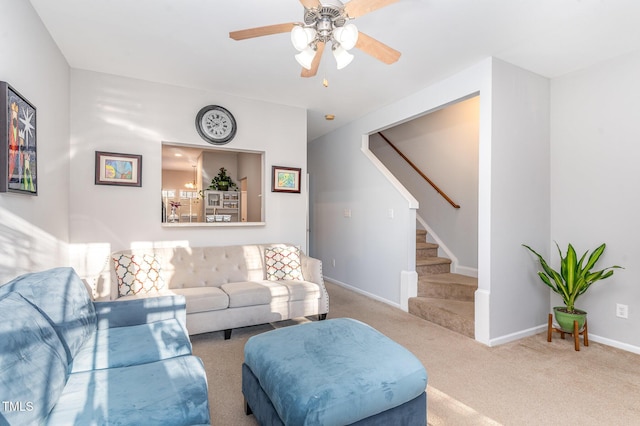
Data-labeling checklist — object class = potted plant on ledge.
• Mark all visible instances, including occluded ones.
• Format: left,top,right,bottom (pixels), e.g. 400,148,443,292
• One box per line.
209,167,237,191
523,242,623,332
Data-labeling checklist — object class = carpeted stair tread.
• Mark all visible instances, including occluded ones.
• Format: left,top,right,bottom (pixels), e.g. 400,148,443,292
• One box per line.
418,273,477,301
419,273,477,287
416,257,452,266
416,257,452,274
408,297,474,338
416,242,439,250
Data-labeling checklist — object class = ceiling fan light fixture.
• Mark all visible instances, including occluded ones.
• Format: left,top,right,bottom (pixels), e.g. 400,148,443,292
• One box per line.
333,45,354,70
291,25,317,51
295,46,316,69
333,23,358,51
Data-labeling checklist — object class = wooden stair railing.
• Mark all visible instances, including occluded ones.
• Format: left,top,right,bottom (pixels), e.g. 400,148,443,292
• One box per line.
378,132,460,209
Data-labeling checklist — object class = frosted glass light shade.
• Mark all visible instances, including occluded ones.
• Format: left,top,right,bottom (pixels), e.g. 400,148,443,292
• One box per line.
333,23,358,50
333,45,354,69
291,26,317,51
295,46,316,69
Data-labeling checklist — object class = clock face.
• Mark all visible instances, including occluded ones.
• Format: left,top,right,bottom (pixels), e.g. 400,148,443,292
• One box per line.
196,105,237,145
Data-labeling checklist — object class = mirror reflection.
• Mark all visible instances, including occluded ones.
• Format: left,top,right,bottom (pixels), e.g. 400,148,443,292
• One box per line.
161,143,264,225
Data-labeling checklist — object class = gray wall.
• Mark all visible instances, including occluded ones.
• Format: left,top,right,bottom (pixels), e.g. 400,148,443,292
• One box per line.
309,58,552,346
369,96,480,273
550,49,640,350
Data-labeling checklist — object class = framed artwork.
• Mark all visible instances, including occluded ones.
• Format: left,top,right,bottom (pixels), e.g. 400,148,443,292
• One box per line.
95,151,142,187
0,82,37,195
272,166,301,193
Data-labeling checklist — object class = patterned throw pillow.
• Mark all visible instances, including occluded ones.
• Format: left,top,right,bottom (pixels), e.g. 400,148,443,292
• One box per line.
265,246,303,281
113,254,166,297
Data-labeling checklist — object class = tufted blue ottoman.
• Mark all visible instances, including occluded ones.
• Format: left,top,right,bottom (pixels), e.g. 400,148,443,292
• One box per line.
242,318,427,425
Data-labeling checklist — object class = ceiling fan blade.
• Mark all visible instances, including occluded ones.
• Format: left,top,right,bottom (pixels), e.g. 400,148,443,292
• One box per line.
299,0,321,9
229,23,295,41
355,31,401,64
301,42,325,78
344,0,399,18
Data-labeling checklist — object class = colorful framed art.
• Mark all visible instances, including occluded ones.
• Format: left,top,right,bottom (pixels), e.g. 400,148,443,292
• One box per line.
95,151,143,187
0,82,37,195
271,166,301,193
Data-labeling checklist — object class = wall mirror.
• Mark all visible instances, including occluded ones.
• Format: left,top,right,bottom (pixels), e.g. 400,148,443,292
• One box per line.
161,142,264,226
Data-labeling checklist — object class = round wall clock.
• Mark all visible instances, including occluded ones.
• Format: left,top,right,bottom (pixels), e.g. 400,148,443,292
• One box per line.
195,105,237,145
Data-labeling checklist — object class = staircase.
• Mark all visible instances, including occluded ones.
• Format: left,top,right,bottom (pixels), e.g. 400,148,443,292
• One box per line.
408,229,477,338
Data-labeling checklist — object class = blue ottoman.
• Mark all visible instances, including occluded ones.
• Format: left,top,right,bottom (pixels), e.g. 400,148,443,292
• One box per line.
242,318,427,425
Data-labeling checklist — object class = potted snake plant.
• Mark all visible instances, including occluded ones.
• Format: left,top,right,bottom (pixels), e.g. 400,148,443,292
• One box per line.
522,242,622,332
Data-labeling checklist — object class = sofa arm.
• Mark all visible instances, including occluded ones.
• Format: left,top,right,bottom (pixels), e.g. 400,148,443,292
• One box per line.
301,254,329,315
301,254,323,285
93,295,187,330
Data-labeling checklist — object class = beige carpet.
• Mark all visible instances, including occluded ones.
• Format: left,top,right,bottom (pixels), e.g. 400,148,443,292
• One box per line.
191,282,640,425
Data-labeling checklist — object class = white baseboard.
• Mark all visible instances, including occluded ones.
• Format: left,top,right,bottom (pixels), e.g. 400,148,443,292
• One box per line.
455,266,478,278
325,277,640,355
488,324,548,347
488,325,640,355
587,334,640,355
324,277,402,310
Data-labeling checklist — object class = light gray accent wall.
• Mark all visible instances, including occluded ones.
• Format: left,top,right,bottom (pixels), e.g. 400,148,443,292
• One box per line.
309,59,492,315
369,96,480,271
0,1,71,283
550,49,640,350
489,59,551,341
309,58,552,345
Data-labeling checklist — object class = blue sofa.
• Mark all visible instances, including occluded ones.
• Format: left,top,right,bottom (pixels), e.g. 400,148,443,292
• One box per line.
0,267,211,426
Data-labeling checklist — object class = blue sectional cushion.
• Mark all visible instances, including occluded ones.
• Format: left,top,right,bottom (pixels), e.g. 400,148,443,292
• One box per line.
244,318,428,426
1,267,97,364
70,318,193,373
46,356,211,426
0,293,69,425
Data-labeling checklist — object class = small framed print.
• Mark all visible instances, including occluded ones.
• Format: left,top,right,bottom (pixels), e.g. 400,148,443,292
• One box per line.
272,166,301,193
1,82,37,195
95,151,142,187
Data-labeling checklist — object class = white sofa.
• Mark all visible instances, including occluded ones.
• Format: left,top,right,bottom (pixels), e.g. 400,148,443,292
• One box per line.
109,244,328,338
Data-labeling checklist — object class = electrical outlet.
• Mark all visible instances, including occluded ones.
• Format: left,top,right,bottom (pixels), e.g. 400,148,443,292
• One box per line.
343,209,351,218
616,303,628,319
331,258,336,267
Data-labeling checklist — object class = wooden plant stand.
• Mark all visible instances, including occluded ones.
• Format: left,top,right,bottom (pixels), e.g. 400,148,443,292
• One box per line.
547,313,588,351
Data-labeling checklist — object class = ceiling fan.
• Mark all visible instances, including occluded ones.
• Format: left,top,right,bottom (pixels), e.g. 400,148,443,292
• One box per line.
229,0,401,78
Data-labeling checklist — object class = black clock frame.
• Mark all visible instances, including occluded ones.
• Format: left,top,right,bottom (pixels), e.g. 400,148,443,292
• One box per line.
195,105,237,145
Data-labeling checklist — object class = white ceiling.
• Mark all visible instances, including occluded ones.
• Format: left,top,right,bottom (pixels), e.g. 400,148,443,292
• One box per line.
29,0,640,141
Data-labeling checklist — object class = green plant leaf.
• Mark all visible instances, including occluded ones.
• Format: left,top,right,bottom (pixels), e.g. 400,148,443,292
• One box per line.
522,242,623,311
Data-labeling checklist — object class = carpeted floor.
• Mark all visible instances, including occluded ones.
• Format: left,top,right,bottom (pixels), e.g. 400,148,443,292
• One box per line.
191,281,640,425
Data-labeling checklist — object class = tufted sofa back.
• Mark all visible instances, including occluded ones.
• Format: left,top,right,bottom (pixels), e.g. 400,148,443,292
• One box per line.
110,244,298,300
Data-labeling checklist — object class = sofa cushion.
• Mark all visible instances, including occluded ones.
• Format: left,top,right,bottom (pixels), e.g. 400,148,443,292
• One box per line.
71,318,193,373
265,246,303,281
171,287,229,313
0,292,69,425
164,245,256,287
1,267,97,364
113,253,166,296
277,280,321,302
221,281,289,308
47,356,211,426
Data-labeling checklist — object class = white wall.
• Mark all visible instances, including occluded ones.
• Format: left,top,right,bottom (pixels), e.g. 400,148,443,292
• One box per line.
0,0,70,283
369,96,480,272
551,49,640,352
68,70,308,292
309,58,551,345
